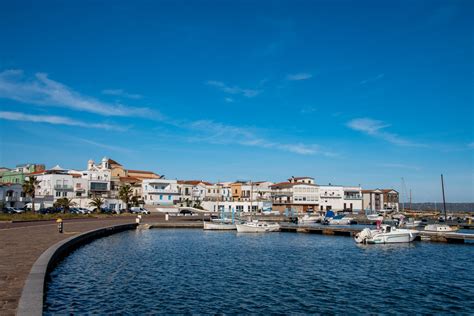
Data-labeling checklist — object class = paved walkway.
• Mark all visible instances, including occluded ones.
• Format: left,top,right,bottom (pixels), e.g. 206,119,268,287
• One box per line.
0,216,164,315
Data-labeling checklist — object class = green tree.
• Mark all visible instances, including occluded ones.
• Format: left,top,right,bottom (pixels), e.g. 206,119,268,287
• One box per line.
118,184,133,212
131,194,142,207
89,197,105,213
22,176,40,212
54,198,77,213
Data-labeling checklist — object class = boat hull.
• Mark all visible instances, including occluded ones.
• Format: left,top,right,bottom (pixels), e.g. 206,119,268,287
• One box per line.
203,222,236,230
236,223,280,233
367,231,418,244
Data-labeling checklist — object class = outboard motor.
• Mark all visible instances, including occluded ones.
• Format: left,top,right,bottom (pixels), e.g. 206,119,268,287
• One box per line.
354,228,372,244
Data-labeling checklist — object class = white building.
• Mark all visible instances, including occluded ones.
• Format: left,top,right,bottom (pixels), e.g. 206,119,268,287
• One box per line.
143,178,179,205
271,178,319,213
362,189,399,211
318,184,363,212
83,158,112,197
201,200,272,213
0,183,28,209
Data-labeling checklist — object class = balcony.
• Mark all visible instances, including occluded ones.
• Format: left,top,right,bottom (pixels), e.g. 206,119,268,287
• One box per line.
146,188,179,194
344,195,362,200
54,185,73,191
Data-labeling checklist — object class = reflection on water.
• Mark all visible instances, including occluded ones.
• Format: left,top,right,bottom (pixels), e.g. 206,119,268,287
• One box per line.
44,229,474,314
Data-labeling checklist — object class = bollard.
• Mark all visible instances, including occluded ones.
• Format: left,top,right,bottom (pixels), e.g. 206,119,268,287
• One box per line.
165,213,169,221
136,215,142,224
56,218,63,233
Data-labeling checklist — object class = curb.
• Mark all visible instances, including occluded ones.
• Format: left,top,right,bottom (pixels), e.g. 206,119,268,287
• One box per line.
16,223,138,316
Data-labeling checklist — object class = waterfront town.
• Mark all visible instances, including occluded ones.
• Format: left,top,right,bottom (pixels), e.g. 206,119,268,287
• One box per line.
0,157,400,215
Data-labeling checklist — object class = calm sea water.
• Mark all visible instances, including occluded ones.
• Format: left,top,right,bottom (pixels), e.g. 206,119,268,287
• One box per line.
44,229,474,314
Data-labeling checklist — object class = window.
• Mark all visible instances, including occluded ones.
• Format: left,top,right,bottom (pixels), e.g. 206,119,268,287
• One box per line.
63,192,67,197
168,195,171,200
160,195,163,200
55,191,61,197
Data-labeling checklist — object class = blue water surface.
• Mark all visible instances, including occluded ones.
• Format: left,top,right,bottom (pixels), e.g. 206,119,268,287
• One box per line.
44,229,474,314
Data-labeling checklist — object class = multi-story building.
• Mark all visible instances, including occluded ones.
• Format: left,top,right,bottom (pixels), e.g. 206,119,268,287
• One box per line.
0,163,45,184
142,178,179,205
318,184,363,212
0,183,28,209
271,177,319,213
362,189,399,211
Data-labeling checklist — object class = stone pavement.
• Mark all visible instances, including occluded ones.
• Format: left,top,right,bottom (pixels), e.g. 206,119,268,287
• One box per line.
0,216,159,315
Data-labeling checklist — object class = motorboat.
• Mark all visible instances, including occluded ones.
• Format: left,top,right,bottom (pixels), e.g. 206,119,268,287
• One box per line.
424,224,458,232
203,221,237,230
403,218,422,228
366,214,384,222
236,220,280,233
354,225,419,244
298,213,323,224
325,215,353,225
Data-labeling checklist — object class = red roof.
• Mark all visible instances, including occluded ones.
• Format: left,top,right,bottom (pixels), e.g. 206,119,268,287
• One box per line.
178,180,213,186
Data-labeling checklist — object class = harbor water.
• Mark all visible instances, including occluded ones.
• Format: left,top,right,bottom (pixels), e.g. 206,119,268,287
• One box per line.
44,229,474,314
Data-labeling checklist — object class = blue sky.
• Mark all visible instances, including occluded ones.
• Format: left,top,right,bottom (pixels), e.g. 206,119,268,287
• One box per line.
0,0,472,201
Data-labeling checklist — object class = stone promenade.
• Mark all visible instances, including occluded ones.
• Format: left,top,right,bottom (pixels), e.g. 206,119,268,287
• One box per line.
0,215,166,315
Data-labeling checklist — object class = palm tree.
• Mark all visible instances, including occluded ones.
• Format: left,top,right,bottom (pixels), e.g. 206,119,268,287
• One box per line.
54,198,76,213
89,197,105,213
118,184,133,212
22,176,40,212
131,194,141,207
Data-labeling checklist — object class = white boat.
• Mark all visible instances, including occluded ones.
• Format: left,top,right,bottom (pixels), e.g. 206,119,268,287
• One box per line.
327,215,353,225
298,214,323,224
355,225,419,244
236,220,280,233
366,214,384,222
424,224,458,232
403,219,422,228
203,221,237,230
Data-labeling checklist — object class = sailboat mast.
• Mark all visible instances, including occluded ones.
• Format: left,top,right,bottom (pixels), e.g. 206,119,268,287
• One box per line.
441,174,447,222
401,177,405,212
409,189,412,210
250,180,253,218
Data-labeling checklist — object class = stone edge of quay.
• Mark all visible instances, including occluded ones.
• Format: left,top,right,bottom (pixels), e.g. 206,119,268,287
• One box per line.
16,223,138,316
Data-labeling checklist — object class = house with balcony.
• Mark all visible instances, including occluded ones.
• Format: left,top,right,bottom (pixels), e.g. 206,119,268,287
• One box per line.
270,179,319,214
0,163,45,184
142,178,179,205
0,183,28,209
362,189,399,211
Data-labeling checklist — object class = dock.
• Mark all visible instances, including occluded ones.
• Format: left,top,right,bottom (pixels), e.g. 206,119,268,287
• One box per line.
279,223,474,244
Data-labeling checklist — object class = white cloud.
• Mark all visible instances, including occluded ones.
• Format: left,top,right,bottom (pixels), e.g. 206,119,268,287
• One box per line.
206,80,261,98
0,111,125,131
101,89,142,99
287,73,312,81
300,106,316,114
0,70,159,118
347,117,425,147
224,97,234,103
187,120,335,156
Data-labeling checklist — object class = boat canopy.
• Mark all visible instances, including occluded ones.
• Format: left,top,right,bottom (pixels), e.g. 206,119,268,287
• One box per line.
325,210,335,218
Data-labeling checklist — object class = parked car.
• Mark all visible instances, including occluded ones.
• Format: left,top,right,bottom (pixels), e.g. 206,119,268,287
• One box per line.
130,207,150,215
4,207,25,214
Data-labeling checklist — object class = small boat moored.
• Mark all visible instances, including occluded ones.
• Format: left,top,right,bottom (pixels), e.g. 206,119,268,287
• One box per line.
236,220,280,233
354,225,419,244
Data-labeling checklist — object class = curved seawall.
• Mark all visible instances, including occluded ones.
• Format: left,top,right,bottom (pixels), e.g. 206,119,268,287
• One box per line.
17,223,137,316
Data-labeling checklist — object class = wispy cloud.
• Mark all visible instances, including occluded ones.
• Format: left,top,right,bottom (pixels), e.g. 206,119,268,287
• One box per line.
101,89,142,99
187,120,335,156
224,97,234,103
360,73,385,85
287,73,312,81
0,111,125,131
0,69,159,118
206,80,261,98
73,137,133,153
347,118,425,147
378,163,421,171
